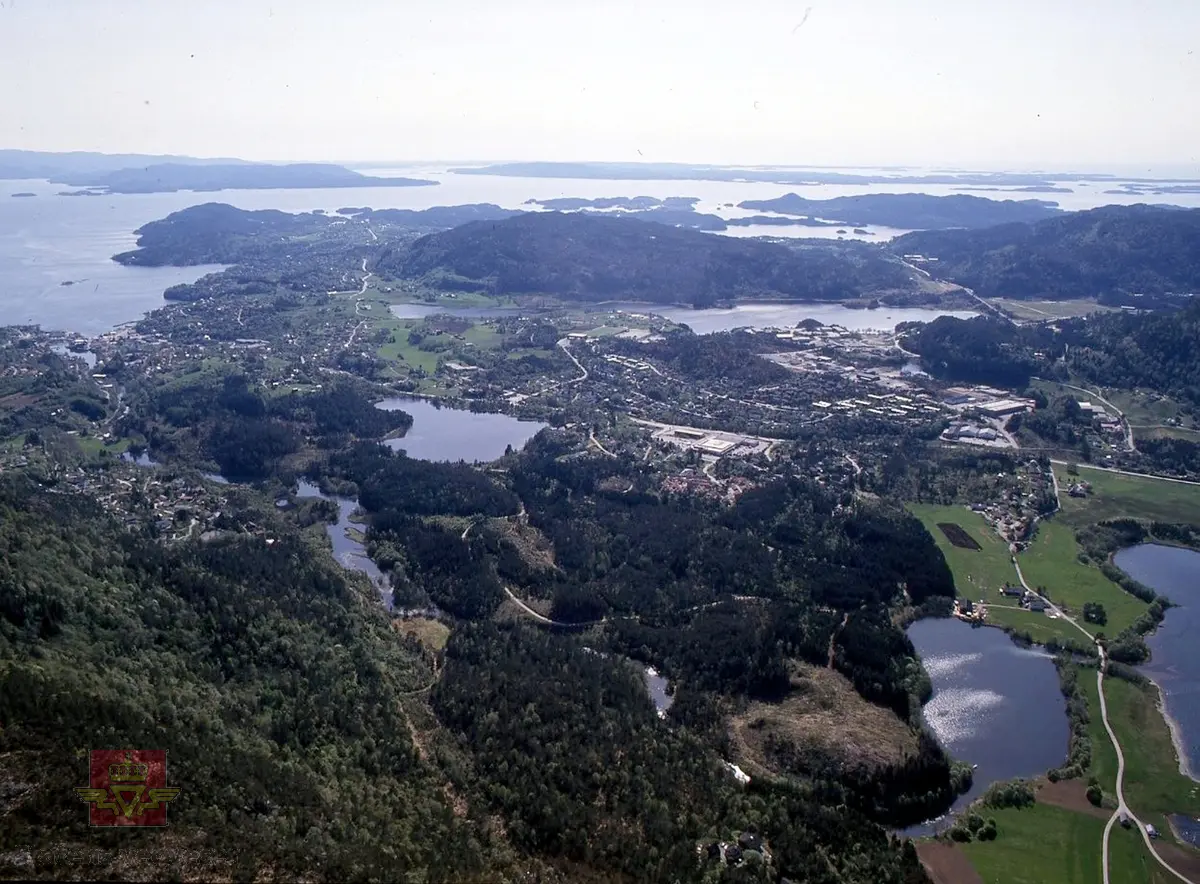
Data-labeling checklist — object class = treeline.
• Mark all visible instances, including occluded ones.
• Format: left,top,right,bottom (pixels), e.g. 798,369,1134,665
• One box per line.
762,730,973,827
382,211,914,306
127,375,411,479
432,622,931,883
325,441,519,518
1058,299,1200,404
891,204,1200,300
0,477,499,881
898,315,1058,387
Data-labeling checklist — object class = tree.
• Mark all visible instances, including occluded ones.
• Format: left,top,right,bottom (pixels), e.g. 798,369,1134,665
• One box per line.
1083,602,1107,626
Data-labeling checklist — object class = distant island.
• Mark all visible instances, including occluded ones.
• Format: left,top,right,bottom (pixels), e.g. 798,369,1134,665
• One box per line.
450,161,1199,189
51,164,439,195
953,185,1074,194
524,195,701,211
52,162,437,194
737,192,1061,229
10,191,36,198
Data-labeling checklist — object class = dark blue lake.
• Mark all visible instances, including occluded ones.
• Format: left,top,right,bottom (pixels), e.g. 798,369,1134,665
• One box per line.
376,397,546,462
906,618,1068,831
1114,543,1200,778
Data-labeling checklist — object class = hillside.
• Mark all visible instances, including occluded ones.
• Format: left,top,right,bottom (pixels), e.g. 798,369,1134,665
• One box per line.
891,204,1200,299
737,192,1061,230
377,211,916,305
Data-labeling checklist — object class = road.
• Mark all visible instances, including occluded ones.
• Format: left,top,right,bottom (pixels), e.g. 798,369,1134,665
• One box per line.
1098,644,1194,884
1035,378,1136,452
1005,479,1192,883
588,428,616,457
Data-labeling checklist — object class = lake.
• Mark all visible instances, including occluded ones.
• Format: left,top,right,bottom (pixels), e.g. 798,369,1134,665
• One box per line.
390,299,975,334
597,302,978,334
907,618,1068,829
376,397,547,462
1113,543,1200,777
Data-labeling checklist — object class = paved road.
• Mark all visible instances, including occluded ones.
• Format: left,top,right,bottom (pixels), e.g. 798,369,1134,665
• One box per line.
1098,645,1194,884
1034,377,1135,452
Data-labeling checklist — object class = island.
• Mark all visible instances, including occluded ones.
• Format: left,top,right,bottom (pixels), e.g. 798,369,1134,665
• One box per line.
10,191,36,198
51,162,437,194
737,192,1062,230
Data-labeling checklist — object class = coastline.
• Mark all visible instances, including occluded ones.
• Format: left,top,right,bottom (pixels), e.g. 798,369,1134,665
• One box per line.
1150,676,1199,783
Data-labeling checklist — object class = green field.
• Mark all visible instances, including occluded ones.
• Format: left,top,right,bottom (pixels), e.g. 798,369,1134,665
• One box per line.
982,604,1087,645
959,801,1180,884
959,803,1104,884
1054,464,1200,527
909,503,1018,597
1100,678,1200,819
1017,521,1148,635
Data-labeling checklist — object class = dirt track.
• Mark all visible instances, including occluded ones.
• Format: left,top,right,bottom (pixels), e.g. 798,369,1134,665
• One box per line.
1036,779,1110,819
916,841,984,884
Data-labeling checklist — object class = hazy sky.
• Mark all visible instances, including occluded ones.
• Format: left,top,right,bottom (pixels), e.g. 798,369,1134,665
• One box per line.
1,0,1197,170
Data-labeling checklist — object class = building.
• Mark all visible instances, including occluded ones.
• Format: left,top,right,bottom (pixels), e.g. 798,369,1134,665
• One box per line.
1001,584,1024,598
978,399,1034,417
698,437,737,455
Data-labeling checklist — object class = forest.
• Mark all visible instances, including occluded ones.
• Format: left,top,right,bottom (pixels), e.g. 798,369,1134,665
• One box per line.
898,315,1059,387
737,192,1060,229
379,211,916,305
890,204,1200,300
0,476,499,882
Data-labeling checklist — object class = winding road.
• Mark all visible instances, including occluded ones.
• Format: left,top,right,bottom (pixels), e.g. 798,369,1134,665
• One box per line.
1006,472,1193,881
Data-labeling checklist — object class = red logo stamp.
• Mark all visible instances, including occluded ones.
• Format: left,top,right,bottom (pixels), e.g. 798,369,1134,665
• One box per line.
75,750,180,827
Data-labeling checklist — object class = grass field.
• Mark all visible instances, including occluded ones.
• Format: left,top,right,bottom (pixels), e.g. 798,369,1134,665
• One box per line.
1053,464,1200,528
982,604,1086,645
1017,521,1149,635
909,503,1018,597
959,803,1105,884
1099,678,1200,819
989,298,1115,321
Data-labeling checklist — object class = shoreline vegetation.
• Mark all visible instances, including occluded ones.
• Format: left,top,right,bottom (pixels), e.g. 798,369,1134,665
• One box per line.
911,474,1200,878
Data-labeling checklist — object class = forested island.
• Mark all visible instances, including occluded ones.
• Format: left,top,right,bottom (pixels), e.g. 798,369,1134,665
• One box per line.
737,193,1061,230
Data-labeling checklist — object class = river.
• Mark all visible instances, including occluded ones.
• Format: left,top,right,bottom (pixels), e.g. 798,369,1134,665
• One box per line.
376,397,547,462
906,618,1068,830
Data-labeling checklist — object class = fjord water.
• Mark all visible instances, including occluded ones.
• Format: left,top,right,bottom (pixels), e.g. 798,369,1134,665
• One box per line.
906,618,1068,826
1113,543,1200,775
376,397,547,462
596,301,978,334
7,164,1200,335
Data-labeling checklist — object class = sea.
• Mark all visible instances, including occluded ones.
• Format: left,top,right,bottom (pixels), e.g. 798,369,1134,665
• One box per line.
4,165,1200,335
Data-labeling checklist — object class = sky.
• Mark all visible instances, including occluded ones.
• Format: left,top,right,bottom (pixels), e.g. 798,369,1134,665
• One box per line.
1,0,1197,172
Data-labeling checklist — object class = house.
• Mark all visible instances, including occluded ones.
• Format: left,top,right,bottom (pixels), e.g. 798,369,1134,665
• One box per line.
738,832,763,852
1001,584,1024,598
725,845,743,866
1026,595,1048,612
